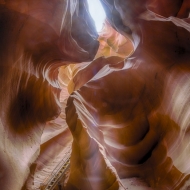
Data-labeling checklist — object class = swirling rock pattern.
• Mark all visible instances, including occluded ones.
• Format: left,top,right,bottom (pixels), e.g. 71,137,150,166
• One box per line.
0,0,98,189
0,0,190,190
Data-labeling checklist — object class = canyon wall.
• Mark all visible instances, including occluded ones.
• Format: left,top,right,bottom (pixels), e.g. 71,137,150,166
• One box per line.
0,0,190,189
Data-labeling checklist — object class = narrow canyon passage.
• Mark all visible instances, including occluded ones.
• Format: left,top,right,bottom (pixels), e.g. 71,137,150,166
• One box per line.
1,0,190,190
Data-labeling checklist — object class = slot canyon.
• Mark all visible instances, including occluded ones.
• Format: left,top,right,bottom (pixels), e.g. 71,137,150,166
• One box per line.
1,0,190,189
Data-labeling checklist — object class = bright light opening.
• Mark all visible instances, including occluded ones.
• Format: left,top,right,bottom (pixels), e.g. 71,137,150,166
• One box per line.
87,0,106,32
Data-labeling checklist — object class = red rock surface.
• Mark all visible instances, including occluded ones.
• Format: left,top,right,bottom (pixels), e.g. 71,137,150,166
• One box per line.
0,0,190,190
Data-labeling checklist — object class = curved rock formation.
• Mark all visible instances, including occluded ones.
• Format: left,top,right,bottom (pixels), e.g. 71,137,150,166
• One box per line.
0,0,98,189
0,0,190,190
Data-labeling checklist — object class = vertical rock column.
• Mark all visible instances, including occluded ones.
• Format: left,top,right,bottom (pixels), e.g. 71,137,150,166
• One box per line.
65,95,124,190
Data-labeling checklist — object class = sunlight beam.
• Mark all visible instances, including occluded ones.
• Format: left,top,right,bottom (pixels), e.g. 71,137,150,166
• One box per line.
87,0,106,32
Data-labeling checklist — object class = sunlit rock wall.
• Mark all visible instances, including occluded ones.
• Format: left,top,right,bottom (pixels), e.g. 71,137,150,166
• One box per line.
1,0,190,190
0,0,98,189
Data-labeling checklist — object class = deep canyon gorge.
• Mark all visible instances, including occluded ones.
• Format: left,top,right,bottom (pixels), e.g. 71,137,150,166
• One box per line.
0,0,190,189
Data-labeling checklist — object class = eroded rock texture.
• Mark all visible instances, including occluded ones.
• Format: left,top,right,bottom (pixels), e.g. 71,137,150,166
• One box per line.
0,0,98,189
1,0,190,190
